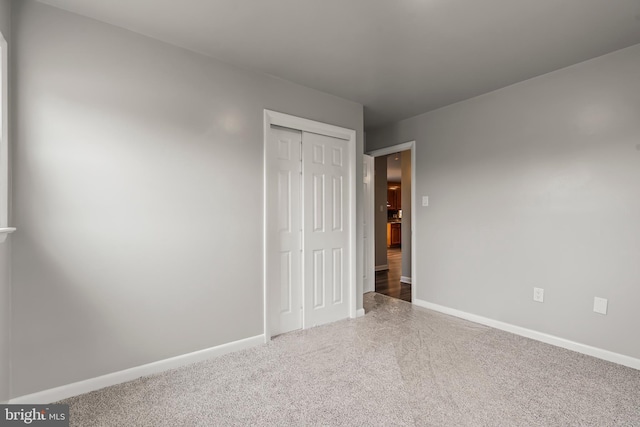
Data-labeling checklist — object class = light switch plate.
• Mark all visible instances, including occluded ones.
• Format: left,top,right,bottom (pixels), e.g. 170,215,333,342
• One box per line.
594,297,608,315
422,196,429,207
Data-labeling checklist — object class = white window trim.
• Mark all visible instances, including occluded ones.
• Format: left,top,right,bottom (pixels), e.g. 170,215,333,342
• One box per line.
0,31,15,243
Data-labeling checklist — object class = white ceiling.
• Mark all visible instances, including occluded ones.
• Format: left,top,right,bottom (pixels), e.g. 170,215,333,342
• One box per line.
37,0,640,129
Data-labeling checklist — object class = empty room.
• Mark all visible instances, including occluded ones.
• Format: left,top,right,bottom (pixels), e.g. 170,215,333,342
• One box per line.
1,0,640,425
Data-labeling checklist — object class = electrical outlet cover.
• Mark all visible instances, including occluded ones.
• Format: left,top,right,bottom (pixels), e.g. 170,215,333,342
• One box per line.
594,297,608,315
533,287,544,303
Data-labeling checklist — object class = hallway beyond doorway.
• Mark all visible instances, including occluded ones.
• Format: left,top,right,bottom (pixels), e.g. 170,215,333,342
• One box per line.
375,248,411,302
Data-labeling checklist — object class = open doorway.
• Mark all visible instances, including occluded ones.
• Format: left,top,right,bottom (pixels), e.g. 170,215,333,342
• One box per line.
373,150,412,302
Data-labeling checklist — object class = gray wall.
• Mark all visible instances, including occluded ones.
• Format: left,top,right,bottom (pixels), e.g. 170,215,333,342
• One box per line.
11,1,363,397
400,150,411,280
367,43,640,360
374,156,387,268
0,0,11,403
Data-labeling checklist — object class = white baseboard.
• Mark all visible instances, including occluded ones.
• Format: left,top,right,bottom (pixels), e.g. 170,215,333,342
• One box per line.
356,308,365,317
413,299,640,371
400,276,412,284
10,334,266,404
375,264,388,272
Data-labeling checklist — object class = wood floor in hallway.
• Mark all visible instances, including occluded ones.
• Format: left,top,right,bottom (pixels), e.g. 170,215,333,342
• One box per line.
375,247,411,302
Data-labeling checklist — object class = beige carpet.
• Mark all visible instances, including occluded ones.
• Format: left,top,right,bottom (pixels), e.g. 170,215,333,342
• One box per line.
60,293,640,426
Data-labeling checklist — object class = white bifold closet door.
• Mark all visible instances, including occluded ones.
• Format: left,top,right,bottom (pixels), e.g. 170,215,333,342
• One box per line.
268,126,303,336
268,126,350,336
302,131,350,329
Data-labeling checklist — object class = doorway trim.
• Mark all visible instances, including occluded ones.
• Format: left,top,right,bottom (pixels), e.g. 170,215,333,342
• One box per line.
0,31,15,243
263,109,357,340
363,155,375,294
366,141,417,303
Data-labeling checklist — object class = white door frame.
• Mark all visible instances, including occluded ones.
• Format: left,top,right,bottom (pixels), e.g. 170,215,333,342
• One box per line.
263,109,357,340
366,141,417,303
0,31,15,243
363,155,375,294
